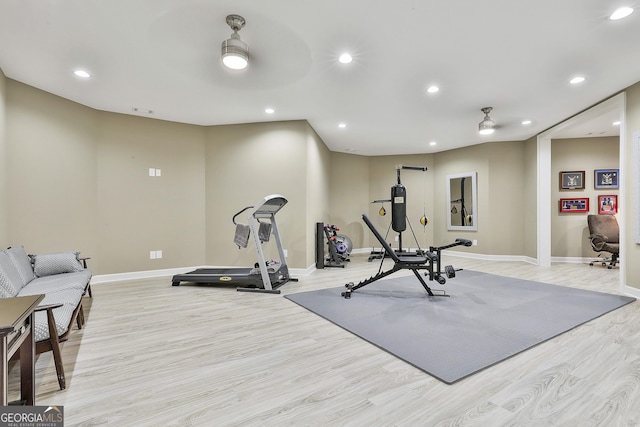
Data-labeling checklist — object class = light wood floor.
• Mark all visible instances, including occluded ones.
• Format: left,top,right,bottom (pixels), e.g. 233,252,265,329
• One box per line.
7,255,639,426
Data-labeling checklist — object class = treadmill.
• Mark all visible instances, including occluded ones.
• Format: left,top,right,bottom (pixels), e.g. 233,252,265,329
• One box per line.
171,194,296,293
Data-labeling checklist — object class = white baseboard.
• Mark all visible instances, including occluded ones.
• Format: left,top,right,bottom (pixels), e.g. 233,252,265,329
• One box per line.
297,264,316,276
551,256,599,264
91,266,202,284
90,254,631,288
92,264,315,285
443,250,538,265
623,285,640,299
351,248,371,255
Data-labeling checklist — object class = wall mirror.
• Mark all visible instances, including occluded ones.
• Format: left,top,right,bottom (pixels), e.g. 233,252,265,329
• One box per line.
446,172,478,231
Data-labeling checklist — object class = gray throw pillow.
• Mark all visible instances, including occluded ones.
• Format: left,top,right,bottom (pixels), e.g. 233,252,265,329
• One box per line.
30,251,84,277
0,251,23,297
5,246,36,286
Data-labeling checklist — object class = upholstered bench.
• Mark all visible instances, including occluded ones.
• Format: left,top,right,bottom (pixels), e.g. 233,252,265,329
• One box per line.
0,246,92,390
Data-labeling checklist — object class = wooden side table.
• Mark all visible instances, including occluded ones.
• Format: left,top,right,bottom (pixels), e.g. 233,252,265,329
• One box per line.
1,294,44,406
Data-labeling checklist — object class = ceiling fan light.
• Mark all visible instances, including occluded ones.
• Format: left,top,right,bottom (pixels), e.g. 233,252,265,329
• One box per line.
221,14,249,70
478,107,496,135
478,125,495,135
222,33,248,70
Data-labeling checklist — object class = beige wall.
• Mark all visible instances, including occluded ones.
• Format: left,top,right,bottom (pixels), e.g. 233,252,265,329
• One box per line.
3,78,326,273
328,152,370,249
551,137,620,259
6,81,98,258
205,121,311,269
366,155,435,251
434,142,525,255
624,81,640,289
329,149,528,257
2,73,640,284
486,142,527,255
305,123,332,267
0,68,7,244
434,146,485,249
0,71,531,272
202,121,330,270
96,113,206,273
4,80,208,274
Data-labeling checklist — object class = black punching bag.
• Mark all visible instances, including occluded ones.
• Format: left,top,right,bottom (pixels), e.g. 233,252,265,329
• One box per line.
391,184,406,232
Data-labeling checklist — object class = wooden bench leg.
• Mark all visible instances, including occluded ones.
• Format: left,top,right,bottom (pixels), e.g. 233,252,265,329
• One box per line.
45,309,66,390
76,303,85,329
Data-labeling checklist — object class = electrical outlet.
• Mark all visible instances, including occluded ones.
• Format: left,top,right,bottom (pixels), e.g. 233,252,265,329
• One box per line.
155,168,161,177
156,250,162,259
283,249,288,257
150,251,156,259
149,168,156,177
473,240,478,246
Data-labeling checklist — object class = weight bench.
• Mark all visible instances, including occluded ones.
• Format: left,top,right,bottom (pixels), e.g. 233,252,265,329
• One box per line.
341,214,471,299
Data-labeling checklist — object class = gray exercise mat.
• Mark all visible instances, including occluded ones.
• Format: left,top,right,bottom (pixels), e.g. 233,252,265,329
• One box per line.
285,270,635,384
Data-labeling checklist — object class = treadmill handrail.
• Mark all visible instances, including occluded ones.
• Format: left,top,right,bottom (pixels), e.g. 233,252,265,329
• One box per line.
232,206,254,225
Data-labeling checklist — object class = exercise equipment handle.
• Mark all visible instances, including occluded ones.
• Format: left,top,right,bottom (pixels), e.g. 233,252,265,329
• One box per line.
455,238,473,247
433,238,473,251
399,165,428,171
232,206,254,224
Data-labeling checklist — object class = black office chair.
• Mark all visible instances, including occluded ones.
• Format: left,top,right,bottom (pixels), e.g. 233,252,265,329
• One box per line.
587,214,619,269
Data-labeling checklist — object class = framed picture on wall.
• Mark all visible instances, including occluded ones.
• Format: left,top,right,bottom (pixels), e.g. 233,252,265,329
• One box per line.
559,198,589,213
594,169,619,189
559,171,585,190
598,195,618,214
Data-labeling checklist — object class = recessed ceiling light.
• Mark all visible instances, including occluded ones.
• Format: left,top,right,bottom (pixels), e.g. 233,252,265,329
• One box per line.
570,76,585,84
613,121,621,126
426,85,439,94
521,120,532,125
609,7,634,20
338,53,353,64
338,123,347,128
429,141,437,146
73,70,91,78
265,107,275,114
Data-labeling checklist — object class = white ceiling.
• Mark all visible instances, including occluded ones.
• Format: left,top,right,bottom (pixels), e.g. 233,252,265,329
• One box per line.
0,1,635,155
